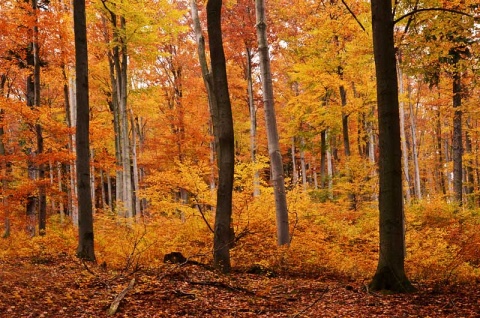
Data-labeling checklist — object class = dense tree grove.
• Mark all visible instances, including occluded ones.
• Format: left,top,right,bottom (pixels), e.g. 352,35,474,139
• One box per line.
0,0,479,295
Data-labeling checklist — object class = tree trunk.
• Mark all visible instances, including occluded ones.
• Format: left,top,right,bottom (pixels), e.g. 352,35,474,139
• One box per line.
435,107,447,195
206,0,235,273
74,0,95,261
246,47,260,197
452,58,462,205
368,0,414,293
130,111,141,218
397,60,411,204
191,0,217,191
320,130,327,188
291,138,298,185
408,80,422,201
104,7,133,218
465,116,475,207
300,137,307,191
255,0,289,246
33,6,46,235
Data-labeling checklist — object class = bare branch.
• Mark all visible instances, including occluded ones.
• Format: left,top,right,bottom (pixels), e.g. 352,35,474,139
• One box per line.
341,0,365,32
394,8,473,25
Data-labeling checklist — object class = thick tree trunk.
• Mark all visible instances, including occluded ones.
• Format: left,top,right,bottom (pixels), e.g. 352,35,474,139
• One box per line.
206,0,235,273
255,0,289,246
369,0,414,293
74,0,95,261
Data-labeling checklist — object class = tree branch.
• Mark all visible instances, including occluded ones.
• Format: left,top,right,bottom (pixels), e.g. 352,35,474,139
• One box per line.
394,8,473,25
341,0,365,32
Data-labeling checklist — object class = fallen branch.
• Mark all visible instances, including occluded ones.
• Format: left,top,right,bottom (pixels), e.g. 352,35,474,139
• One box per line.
107,278,136,315
291,287,329,318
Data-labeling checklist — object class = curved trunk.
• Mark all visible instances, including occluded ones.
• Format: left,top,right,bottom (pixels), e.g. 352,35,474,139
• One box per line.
206,0,235,273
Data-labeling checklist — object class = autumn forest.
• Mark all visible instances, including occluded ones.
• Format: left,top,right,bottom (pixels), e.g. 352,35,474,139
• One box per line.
1,0,480,316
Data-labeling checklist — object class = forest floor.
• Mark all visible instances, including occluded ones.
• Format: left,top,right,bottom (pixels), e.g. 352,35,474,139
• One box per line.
1,253,479,318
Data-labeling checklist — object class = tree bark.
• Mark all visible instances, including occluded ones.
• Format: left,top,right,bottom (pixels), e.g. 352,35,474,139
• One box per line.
191,0,217,191
32,0,46,235
255,0,289,245
369,0,414,292
408,81,422,201
397,60,412,204
246,47,260,197
452,58,463,205
74,0,95,261
465,116,475,207
206,0,235,273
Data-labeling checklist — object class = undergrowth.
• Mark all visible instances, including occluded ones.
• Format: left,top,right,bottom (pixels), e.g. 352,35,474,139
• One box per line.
1,191,479,285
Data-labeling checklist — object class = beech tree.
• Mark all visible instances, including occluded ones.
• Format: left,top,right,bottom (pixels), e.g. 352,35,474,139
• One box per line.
368,0,414,292
206,0,235,273
255,0,289,245
74,0,95,261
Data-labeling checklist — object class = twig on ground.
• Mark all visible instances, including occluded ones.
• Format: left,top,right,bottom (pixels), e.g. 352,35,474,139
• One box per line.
291,287,329,318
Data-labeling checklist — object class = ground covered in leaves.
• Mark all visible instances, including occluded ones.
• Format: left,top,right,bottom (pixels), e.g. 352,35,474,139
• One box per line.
1,254,479,317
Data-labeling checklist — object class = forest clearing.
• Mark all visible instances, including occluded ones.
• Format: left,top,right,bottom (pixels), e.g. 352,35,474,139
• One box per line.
1,0,480,316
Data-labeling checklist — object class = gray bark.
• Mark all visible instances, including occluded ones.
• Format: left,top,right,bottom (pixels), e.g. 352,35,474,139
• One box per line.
397,61,412,204
255,0,289,245
408,81,422,201
246,47,260,197
191,0,217,191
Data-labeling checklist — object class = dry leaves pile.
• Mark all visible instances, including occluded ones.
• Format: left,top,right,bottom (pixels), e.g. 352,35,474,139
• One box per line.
1,254,479,317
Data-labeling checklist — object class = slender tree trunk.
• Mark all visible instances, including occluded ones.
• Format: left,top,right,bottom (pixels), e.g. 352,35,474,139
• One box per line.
130,111,141,217
206,0,235,273
300,137,307,191
291,138,298,185
0,95,10,237
74,0,95,261
326,131,333,200
191,0,217,191
465,116,475,207
62,66,74,218
31,0,47,235
69,74,78,225
57,163,65,223
397,60,412,204
320,130,327,188
255,0,289,245
435,107,447,195
408,80,422,201
369,0,414,292
107,172,113,211
452,59,463,205
246,47,260,197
